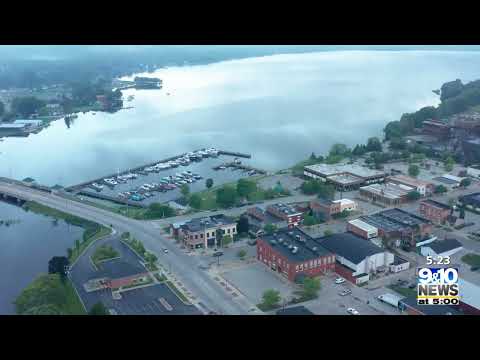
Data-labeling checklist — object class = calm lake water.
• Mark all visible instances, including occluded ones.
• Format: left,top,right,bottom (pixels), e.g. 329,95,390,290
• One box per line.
0,201,83,314
2,51,480,186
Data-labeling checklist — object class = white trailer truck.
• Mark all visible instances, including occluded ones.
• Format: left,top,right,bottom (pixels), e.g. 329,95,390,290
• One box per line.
377,293,404,309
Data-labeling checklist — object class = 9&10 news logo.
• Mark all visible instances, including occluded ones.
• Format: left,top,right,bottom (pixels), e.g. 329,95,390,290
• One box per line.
417,267,460,305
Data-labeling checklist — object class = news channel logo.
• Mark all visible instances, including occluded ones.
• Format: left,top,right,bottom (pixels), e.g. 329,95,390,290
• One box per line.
417,267,460,305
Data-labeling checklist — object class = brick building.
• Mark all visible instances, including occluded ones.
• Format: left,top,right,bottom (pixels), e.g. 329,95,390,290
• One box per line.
256,227,335,282
246,206,266,222
387,175,434,196
419,199,451,224
310,198,357,221
266,203,303,227
176,214,237,249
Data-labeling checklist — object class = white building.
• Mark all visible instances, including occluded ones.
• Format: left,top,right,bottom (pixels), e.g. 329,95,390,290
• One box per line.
467,165,480,178
420,238,463,258
332,199,357,212
347,219,378,239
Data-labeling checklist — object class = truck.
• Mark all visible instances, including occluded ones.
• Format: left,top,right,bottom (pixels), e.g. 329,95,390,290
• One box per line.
377,293,404,309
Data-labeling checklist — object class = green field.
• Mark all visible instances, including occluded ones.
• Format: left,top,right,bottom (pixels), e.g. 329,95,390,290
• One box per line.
461,253,480,267
387,285,416,298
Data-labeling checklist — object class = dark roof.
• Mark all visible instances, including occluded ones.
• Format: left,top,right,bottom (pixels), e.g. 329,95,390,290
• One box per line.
392,256,409,265
459,192,480,206
267,203,302,216
181,214,235,232
399,296,462,315
317,232,384,264
421,199,451,210
433,176,459,185
428,239,463,254
260,227,332,263
276,306,314,315
360,208,430,233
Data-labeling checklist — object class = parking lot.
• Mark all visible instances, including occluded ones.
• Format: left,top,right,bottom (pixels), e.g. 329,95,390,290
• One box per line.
258,174,305,195
221,262,296,305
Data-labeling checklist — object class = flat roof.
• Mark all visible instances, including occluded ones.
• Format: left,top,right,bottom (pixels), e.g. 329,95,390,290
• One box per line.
388,175,431,188
0,123,26,128
317,232,384,265
328,173,363,185
360,183,412,200
304,163,385,179
260,227,332,263
333,199,356,206
460,192,480,205
421,199,451,210
267,203,302,216
458,278,480,310
360,208,430,233
428,239,462,254
181,214,235,232
432,176,459,185
348,219,378,233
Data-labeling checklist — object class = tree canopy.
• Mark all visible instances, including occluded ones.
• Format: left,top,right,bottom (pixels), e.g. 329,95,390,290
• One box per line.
216,185,237,208
189,193,202,209
408,164,420,177
237,215,249,234
11,96,45,117
236,178,257,198
89,302,109,315
48,256,70,280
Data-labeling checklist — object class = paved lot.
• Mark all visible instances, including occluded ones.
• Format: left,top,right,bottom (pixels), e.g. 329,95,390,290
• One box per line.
258,174,304,194
221,262,296,305
70,236,200,315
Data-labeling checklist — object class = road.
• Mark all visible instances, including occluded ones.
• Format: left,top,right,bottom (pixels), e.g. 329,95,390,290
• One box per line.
0,180,249,315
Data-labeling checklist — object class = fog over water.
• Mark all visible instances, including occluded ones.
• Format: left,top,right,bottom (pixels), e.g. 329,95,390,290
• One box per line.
1,50,480,187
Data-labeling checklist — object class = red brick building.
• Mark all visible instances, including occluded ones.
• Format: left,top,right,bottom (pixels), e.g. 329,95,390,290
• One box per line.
419,199,451,225
310,199,341,220
256,227,335,282
266,203,303,227
246,206,266,222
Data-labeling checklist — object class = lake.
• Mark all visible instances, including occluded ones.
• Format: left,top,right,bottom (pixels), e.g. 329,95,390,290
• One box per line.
1,50,480,187
0,200,83,314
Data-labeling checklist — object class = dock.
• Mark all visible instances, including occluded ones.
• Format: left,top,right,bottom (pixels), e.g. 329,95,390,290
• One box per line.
78,190,147,208
213,161,266,174
64,149,252,193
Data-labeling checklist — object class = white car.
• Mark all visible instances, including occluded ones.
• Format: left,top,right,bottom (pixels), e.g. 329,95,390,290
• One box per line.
163,249,169,254
347,308,359,315
335,277,346,284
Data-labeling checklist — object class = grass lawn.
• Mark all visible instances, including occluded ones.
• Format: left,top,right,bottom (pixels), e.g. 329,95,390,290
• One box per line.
166,281,190,304
70,226,112,264
64,279,87,315
91,245,120,267
461,253,480,267
387,285,416,298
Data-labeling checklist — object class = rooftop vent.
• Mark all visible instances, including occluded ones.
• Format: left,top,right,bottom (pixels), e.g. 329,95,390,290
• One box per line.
295,235,301,241
312,247,318,251
292,246,298,254
288,244,293,249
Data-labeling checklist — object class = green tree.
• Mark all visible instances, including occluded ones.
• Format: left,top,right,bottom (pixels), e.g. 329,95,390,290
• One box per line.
216,185,237,208
324,229,334,237
310,152,317,160
146,203,176,218
66,248,73,260
75,239,81,252
222,235,233,247
303,215,316,226
236,178,257,198
121,232,130,240
444,156,455,172
459,206,466,220
48,256,70,281
407,191,422,201
260,289,281,310
237,249,247,259
180,184,190,198
366,137,382,152
189,193,202,209
317,184,336,200
206,178,214,189
89,302,109,315
263,223,277,235
264,188,276,199
302,277,321,299
329,143,350,157
408,164,420,177
460,178,472,188
11,96,45,117
434,185,448,194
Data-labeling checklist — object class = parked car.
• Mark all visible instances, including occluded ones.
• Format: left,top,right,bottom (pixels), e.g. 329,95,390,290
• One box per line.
163,248,169,254
335,277,346,284
347,308,359,315
213,251,223,257
339,289,352,296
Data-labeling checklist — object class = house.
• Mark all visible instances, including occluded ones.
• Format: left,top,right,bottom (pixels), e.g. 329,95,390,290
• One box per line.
256,227,335,282
303,163,386,190
347,219,378,240
419,199,451,224
420,238,463,259
389,257,410,273
176,214,237,249
399,296,462,315
318,232,394,284
266,203,303,227
387,175,433,196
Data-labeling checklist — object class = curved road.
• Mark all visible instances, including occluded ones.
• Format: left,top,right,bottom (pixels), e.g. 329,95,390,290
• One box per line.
0,181,248,315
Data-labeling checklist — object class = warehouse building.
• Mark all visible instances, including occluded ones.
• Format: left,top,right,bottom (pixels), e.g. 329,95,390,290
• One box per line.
359,182,413,206
256,227,335,282
350,208,433,249
419,199,451,224
420,238,463,259
387,175,433,196
458,192,480,212
303,163,386,190
318,232,395,284
432,174,465,190
347,219,378,239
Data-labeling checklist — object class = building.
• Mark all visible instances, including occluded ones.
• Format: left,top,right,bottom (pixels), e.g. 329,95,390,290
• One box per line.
463,138,480,165
458,279,480,315
419,199,451,224
359,182,412,206
310,198,357,220
347,219,378,239
318,232,394,284
389,257,410,273
177,214,237,249
432,174,465,190
399,296,462,315
256,227,335,282
266,203,303,227
351,208,433,249
420,238,463,259
387,175,433,196
303,163,386,190
458,192,480,212
276,306,314,315
0,119,43,136
246,206,266,222
422,119,452,139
